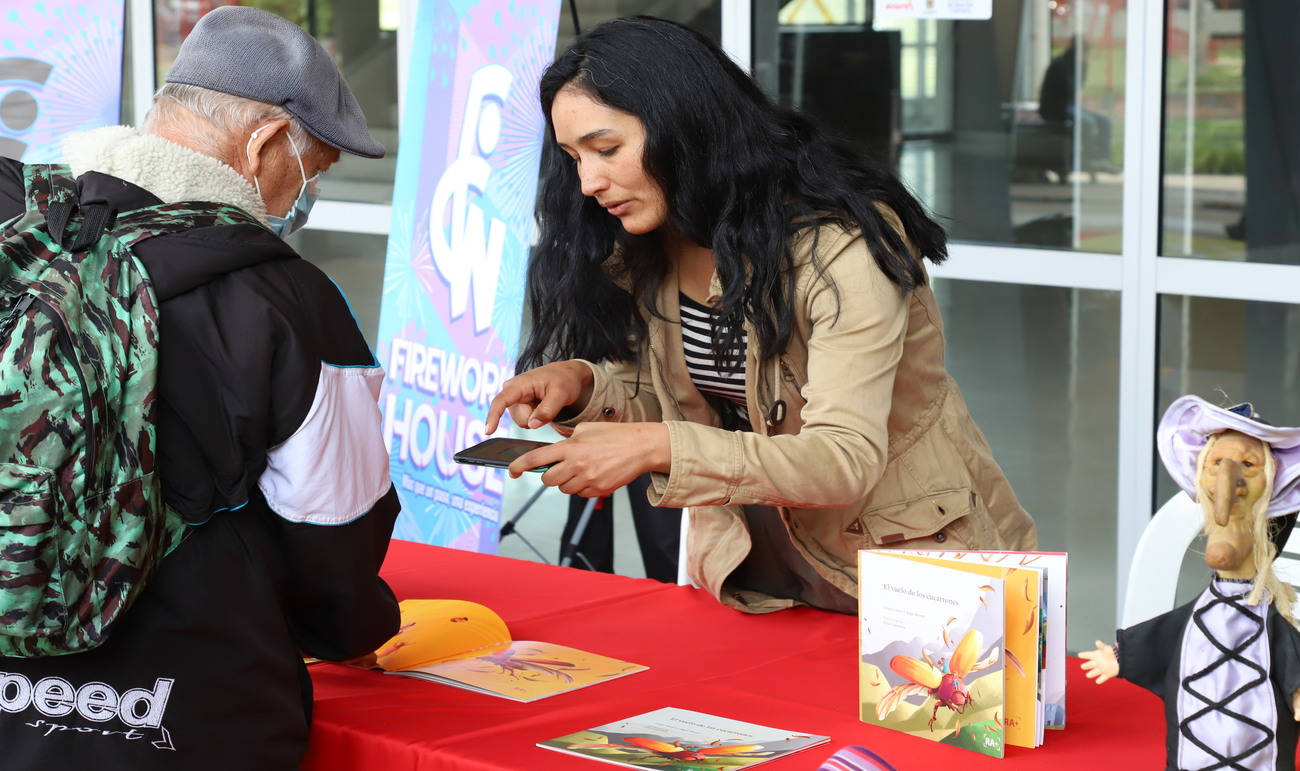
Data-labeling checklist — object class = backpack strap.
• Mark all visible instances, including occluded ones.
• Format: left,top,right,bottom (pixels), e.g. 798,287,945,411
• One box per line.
111,201,267,250
23,163,120,252
23,164,97,249
21,161,267,252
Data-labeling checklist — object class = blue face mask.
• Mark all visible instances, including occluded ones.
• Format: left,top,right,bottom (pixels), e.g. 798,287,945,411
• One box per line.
248,126,322,238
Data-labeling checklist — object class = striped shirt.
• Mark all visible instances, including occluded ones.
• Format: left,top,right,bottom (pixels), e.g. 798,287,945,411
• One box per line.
679,293,749,426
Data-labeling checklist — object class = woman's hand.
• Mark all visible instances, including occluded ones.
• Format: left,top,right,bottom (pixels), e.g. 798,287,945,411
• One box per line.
507,422,671,498
485,360,594,433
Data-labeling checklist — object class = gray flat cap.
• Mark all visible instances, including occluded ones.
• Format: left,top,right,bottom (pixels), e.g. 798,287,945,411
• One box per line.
165,6,386,159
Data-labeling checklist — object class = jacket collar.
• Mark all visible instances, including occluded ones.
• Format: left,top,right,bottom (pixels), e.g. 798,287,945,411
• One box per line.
61,125,269,226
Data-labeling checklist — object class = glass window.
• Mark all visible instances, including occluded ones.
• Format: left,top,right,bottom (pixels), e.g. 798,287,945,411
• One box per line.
757,0,1126,252
936,279,1121,652
151,0,398,205
560,1,721,48
1161,2,1294,266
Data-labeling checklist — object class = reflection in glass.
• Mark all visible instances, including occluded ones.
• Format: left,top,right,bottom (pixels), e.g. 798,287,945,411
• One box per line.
1161,3,1295,266
935,279,1120,651
152,0,398,204
1157,295,1300,505
759,0,1125,252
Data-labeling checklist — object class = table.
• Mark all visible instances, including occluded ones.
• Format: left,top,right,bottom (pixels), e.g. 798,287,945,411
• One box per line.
303,540,1166,770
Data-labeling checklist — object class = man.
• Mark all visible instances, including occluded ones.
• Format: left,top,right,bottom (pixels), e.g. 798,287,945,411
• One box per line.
1038,38,1120,174
0,7,400,768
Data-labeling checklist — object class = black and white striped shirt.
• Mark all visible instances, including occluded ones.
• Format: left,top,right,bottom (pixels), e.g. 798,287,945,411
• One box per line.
679,293,750,427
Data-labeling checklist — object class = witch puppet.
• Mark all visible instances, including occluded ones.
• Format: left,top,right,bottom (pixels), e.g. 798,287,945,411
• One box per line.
1080,395,1300,770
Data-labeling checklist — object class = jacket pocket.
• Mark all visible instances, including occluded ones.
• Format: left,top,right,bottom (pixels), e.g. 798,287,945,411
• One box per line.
855,488,984,548
0,463,56,527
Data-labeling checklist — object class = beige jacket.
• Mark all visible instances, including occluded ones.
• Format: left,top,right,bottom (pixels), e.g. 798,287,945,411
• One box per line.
559,224,1036,612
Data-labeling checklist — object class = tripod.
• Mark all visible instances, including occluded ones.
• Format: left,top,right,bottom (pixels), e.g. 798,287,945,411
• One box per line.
498,484,599,569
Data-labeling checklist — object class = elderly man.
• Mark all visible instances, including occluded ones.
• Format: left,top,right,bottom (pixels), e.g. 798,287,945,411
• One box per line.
0,7,399,768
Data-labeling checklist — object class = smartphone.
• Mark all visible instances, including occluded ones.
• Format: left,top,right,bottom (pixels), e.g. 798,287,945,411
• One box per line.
452,437,553,472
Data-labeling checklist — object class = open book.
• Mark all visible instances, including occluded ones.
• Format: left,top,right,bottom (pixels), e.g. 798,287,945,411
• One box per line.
369,599,647,702
539,707,830,768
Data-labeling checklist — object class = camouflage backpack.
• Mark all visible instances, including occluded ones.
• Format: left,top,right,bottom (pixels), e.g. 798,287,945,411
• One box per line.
0,164,261,657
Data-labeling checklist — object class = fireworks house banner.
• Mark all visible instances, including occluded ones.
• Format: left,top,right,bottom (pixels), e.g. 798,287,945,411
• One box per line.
377,0,561,551
0,0,125,161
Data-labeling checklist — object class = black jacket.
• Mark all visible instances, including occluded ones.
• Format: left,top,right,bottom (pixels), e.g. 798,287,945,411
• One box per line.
0,158,401,769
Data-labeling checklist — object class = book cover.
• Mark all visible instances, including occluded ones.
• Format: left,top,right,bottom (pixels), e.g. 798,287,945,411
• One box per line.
858,551,1007,758
898,550,1069,731
369,599,647,702
887,552,1042,748
538,707,830,768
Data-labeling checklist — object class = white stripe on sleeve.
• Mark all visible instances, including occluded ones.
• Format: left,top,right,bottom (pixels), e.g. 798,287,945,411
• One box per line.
259,363,391,525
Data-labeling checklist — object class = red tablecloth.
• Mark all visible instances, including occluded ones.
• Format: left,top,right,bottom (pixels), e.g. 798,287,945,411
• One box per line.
303,540,1166,770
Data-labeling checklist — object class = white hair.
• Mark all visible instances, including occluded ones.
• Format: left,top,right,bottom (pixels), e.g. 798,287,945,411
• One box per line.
142,83,328,163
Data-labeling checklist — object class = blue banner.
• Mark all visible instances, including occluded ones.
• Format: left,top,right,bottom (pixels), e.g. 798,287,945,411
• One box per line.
0,0,125,161
378,0,561,552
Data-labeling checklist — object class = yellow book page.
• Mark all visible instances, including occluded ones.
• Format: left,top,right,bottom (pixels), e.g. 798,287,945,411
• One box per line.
891,555,1041,749
403,641,648,701
375,599,511,671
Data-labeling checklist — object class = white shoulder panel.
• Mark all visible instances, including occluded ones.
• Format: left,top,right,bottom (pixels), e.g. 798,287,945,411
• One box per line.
259,364,391,525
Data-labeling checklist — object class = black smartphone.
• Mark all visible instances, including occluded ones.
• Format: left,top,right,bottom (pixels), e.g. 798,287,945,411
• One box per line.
452,437,553,472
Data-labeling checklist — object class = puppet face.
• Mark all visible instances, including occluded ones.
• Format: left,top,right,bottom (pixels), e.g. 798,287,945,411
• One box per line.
1200,430,1268,576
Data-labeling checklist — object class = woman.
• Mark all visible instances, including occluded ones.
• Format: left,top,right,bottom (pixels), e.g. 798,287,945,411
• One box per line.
486,17,1036,613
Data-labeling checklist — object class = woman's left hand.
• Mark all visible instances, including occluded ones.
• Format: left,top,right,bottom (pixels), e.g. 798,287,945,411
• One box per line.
508,422,671,498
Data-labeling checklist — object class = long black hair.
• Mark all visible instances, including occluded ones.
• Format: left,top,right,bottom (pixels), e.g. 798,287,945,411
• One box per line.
517,16,948,372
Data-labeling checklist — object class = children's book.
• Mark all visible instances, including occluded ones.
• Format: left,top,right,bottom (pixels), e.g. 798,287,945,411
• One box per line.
886,552,1043,749
896,551,1069,735
858,551,1008,758
538,707,830,769
367,599,647,702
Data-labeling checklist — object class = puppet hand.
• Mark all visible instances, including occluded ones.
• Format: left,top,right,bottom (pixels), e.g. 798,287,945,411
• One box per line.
1078,640,1119,685
485,361,594,433
513,422,670,496
1292,688,1300,722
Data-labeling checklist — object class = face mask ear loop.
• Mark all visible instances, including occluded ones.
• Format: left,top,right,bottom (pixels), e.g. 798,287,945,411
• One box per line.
284,132,308,185
247,124,272,200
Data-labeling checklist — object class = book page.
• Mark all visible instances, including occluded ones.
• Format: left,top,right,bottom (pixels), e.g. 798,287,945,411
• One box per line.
898,550,1068,730
392,640,647,702
375,599,512,671
890,554,1042,748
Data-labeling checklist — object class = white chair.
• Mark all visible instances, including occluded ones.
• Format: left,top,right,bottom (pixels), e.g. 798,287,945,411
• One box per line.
1122,491,1300,627
676,508,695,586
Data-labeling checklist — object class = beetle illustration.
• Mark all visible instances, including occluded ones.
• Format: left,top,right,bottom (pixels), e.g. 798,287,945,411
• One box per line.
876,628,999,730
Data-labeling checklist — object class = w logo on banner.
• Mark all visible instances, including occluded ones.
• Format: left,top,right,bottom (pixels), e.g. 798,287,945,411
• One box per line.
430,65,512,335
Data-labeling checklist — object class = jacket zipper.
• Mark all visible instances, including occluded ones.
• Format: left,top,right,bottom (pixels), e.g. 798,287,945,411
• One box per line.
0,294,34,337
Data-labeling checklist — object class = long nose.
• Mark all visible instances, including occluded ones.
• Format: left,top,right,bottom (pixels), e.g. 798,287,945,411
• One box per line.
577,162,608,198
1213,457,1244,526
